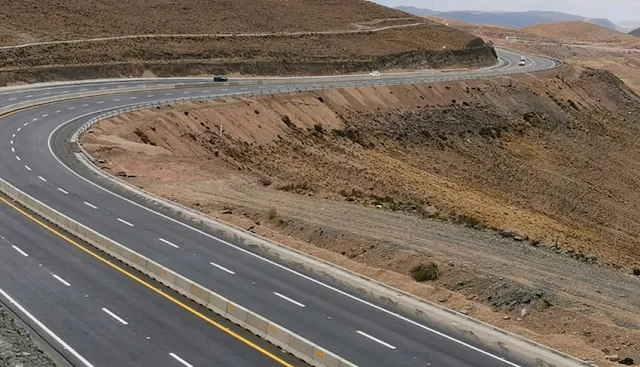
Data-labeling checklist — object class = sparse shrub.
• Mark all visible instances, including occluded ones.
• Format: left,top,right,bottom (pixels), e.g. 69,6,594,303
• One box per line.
281,115,296,129
633,267,640,276
410,263,439,282
267,207,278,220
456,214,484,229
258,176,273,186
314,124,324,134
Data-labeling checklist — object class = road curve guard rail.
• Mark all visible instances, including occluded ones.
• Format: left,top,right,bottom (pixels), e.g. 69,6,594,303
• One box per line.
0,53,587,367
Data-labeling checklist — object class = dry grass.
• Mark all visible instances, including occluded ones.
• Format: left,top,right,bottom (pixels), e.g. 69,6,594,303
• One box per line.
0,0,497,84
523,21,640,44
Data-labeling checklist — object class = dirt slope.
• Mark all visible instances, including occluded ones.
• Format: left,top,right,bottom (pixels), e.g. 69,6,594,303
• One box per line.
0,0,497,85
82,66,640,365
631,28,640,37
523,21,640,44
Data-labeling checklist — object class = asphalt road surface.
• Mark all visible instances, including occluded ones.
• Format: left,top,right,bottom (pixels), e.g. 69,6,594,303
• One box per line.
0,48,560,367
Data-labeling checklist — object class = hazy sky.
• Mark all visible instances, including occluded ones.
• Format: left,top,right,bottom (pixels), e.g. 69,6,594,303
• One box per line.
372,0,640,22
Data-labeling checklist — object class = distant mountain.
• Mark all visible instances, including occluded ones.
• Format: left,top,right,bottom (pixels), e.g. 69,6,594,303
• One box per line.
395,7,618,30
631,28,640,37
394,6,438,17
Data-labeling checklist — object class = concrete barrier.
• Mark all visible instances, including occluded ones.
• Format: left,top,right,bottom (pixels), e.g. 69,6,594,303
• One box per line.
0,177,356,367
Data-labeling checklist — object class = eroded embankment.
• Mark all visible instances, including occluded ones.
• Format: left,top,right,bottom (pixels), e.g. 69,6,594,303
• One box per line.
82,66,640,365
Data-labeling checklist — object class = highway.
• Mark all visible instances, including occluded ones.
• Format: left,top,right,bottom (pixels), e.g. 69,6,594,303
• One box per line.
0,48,561,367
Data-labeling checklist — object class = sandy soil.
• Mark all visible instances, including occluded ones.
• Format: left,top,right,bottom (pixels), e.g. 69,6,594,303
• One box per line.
82,66,640,366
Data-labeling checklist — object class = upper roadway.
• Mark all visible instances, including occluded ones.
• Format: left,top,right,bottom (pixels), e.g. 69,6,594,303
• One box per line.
0,48,562,367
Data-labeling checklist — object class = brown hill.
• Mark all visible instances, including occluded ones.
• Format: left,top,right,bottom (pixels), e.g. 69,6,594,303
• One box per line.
523,21,639,43
0,0,497,85
631,27,640,37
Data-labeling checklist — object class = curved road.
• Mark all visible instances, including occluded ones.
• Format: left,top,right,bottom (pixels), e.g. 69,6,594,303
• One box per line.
0,48,561,367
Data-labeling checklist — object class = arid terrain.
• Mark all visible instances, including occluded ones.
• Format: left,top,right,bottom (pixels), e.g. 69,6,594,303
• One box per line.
0,0,497,85
82,64,640,366
428,17,640,93
0,305,55,367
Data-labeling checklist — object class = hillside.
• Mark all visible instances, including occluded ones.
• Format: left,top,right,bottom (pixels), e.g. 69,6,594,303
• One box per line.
0,0,497,85
396,7,617,30
523,21,640,43
82,66,640,365
632,28,640,37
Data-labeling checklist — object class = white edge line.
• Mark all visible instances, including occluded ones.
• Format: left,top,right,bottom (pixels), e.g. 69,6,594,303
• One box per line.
52,274,71,287
159,238,179,249
84,201,98,210
356,330,397,350
12,245,29,257
46,90,529,367
169,353,195,367
273,292,305,308
116,218,134,227
0,288,94,367
101,308,128,325
209,261,235,275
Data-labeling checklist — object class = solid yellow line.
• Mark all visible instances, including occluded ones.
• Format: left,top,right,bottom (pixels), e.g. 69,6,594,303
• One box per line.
0,196,294,367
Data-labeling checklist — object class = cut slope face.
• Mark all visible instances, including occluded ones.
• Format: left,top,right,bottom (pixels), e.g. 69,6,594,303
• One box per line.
82,66,640,365
0,0,497,84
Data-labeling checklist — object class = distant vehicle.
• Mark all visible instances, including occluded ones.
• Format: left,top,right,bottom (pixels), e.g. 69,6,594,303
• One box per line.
519,59,526,66
213,75,228,82
369,71,381,77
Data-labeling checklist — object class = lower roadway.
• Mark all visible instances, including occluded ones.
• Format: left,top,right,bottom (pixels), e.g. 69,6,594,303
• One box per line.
0,196,300,367
0,48,560,367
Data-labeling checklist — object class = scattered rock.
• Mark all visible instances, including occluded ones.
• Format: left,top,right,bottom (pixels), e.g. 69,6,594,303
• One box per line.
618,357,634,365
513,236,524,242
423,205,438,217
520,308,529,317
459,309,470,315
221,209,233,214
503,315,511,320
606,354,619,362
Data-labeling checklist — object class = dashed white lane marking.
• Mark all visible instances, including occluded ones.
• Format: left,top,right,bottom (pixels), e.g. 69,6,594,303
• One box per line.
99,87,107,90
54,110,61,113
42,92,51,96
169,353,195,367
159,238,179,249
52,274,71,287
356,330,397,350
62,90,69,94
209,261,235,275
136,84,145,87
201,90,210,93
84,201,98,210
117,218,134,227
129,96,137,100
0,288,95,367
97,101,104,104
42,114,48,117
38,176,47,182
273,292,306,308
113,99,120,102
240,87,248,90
221,89,229,92
183,91,191,94
101,308,128,325
24,165,31,171
80,88,89,92
23,122,28,126
11,133,15,138
12,245,29,257
15,156,20,161
165,93,173,96
57,188,69,195
17,127,21,132
147,94,155,97
25,95,33,98
68,106,75,110
82,104,89,107
8,97,16,101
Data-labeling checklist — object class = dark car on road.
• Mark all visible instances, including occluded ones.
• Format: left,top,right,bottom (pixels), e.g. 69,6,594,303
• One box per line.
213,75,228,82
